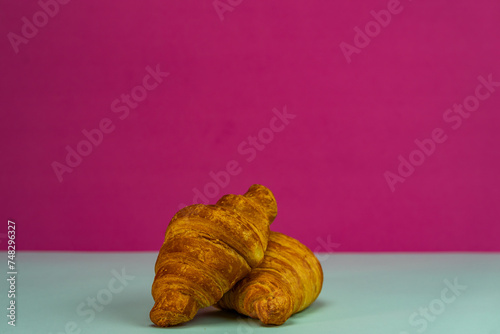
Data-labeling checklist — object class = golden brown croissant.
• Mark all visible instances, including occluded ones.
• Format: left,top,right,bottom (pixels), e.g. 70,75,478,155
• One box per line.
216,231,323,325
150,184,277,327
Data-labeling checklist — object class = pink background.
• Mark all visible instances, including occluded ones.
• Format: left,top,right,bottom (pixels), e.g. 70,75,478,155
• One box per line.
1,0,499,252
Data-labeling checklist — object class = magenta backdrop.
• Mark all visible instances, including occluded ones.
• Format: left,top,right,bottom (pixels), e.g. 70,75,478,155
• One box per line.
1,0,499,252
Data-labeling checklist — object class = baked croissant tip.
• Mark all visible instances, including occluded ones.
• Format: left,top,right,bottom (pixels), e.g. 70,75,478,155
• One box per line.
253,297,291,326
244,184,278,222
150,297,198,327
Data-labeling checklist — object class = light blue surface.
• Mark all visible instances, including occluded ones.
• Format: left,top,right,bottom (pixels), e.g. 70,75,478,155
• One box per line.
0,252,499,334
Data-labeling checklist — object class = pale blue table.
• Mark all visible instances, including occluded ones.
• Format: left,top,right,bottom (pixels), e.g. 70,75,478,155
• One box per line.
1,252,499,334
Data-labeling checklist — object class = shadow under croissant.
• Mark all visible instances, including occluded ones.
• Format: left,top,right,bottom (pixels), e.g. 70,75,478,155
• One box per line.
151,307,296,329
207,304,330,327
147,300,328,329
212,307,298,328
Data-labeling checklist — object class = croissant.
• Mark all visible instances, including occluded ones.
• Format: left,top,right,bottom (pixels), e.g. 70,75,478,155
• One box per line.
150,184,278,327
216,231,323,325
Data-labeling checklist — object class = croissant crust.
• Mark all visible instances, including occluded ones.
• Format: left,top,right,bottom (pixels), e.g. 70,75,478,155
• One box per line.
150,184,277,327
216,231,323,325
